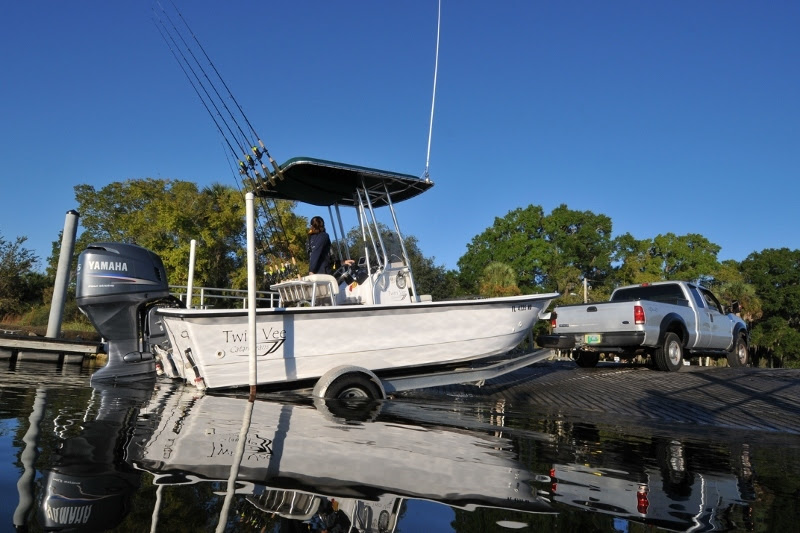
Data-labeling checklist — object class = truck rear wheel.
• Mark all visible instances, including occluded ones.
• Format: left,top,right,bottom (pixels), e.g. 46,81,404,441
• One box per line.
654,332,684,372
574,351,600,368
727,333,749,367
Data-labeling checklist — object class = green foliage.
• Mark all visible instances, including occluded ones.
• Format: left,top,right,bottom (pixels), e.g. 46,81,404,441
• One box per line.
715,280,763,323
70,179,248,288
410,252,461,301
258,198,307,277
750,316,800,368
479,261,521,297
0,233,48,318
740,248,800,326
457,204,613,295
612,232,721,285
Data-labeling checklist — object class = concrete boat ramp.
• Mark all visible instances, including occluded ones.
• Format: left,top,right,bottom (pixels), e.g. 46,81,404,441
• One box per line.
403,360,800,437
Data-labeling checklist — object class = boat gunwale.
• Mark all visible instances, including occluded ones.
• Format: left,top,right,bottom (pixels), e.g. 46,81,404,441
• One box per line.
157,292,559,319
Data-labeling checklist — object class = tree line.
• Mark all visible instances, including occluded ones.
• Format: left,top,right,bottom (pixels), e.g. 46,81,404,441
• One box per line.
1,178,797,367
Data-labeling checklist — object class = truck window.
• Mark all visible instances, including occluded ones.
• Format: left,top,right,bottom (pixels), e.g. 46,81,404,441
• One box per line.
688,286,706,309
700,289,722,313
611,284,686,305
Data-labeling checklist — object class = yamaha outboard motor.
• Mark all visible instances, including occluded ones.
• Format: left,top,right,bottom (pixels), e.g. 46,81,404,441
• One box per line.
77,243,171,384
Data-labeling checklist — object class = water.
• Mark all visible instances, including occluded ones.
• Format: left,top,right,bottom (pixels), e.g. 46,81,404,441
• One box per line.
2,361,799,532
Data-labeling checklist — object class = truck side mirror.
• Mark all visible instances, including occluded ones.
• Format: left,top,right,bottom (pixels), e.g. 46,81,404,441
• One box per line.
728,301,741,314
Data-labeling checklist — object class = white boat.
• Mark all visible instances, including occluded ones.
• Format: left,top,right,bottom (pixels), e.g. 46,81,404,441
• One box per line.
77,158,557,393
151,157,558,391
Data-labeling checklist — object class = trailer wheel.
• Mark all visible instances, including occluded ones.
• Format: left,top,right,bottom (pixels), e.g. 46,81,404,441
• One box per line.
654,332,684,372
325,373,383,399
727,333,749,367
574,351,600,368
313,368,385,422
313,366,386,400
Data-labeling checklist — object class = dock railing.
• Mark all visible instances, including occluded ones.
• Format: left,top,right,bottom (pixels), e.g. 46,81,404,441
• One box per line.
170,285,280,309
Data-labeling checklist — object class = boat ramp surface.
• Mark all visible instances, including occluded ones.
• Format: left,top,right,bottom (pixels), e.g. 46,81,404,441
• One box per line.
404,360,800,438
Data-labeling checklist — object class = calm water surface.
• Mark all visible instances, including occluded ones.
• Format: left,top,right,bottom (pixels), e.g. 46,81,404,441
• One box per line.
1,361,799,532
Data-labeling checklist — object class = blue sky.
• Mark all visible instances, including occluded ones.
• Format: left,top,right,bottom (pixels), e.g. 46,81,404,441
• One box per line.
1,1,798,274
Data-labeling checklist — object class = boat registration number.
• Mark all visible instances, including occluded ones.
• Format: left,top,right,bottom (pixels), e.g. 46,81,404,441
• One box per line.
584,334,602,344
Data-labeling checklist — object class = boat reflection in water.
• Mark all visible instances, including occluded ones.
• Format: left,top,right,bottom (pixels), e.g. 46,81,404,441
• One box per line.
27,378,760,532
37,382,554,532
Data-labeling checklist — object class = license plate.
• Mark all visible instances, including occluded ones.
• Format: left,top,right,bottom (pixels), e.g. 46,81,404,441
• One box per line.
584,334,602,344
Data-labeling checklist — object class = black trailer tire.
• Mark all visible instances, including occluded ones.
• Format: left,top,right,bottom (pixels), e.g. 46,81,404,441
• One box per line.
325,373,383,400
654,332,684,372
727,333,750,367
574,351,600,368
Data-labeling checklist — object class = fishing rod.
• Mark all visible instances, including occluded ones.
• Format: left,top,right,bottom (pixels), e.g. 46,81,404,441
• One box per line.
156,1,253,154
153,13,250,158
153,2,299,281
167,0,286,183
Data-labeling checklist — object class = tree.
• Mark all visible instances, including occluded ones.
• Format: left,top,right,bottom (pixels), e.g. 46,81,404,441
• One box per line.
457,204,614,295
740,248,800,326
611,233,667,285
705,260,763,323
72,179,248,288
479,261,521,297
612,232,722,286
0,233,48,318
750,316,800,368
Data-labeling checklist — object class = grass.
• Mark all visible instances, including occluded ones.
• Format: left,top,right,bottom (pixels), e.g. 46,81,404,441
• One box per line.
1,302,100,341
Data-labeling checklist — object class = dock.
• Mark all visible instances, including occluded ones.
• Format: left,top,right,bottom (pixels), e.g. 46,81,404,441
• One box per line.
0,331,104,368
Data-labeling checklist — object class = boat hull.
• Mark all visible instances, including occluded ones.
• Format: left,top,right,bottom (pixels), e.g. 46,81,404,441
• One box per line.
157,293,557,390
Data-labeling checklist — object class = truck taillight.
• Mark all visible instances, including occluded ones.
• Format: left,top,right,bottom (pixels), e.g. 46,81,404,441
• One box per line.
634,305,645,324
636,485,649,514
550,312,557,329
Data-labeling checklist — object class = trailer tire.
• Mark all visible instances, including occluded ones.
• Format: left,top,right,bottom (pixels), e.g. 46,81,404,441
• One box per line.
727,333,749,367
325,373,383,399
574,351,600,368
654,332,684,372
314,396,383,423
313,367,386,422
313,366,386,400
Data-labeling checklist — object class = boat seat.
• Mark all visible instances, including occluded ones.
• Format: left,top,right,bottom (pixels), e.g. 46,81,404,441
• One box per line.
302,274,340,302
272,274,339,306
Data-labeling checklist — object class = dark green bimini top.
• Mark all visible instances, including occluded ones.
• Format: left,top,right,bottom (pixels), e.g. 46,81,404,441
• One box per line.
253,156,434,208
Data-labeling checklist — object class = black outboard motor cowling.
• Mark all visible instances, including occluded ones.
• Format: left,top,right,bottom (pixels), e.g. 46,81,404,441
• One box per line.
77,243,171,383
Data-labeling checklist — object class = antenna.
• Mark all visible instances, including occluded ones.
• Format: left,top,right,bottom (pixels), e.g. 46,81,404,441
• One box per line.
423,0,441,182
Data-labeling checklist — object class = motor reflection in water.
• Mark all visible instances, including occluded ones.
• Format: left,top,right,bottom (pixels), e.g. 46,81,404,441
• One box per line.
14,378,766,532
35,381,157,531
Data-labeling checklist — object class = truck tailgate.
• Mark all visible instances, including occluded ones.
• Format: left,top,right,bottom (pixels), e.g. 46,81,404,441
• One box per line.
553,301,639,334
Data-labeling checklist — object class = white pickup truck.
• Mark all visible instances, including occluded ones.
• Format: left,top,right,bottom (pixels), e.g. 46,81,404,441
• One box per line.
537,281,749,371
